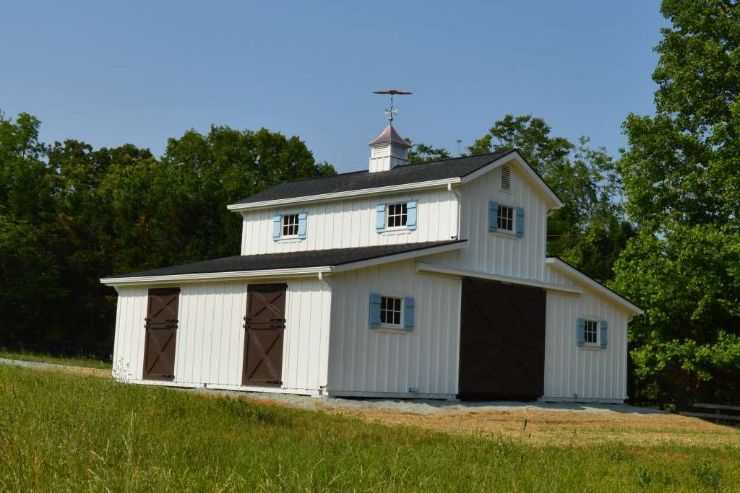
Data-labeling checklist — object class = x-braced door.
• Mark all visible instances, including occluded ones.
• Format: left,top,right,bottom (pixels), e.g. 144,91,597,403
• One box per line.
143,288,180,381
242,284,287,386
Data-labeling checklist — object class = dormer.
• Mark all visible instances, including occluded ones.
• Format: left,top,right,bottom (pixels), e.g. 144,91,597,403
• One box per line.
368,125,411,173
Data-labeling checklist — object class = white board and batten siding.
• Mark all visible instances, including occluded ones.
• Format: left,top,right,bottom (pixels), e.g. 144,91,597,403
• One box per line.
428,164,550,282
544,288,630,402
111,279,332,395
328,260,461,398
240,188,458,255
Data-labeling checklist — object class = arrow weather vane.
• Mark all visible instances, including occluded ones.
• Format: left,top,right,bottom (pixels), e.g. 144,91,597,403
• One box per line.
372,89,412,124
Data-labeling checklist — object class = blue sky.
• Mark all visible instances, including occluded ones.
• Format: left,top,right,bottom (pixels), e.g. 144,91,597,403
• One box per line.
1,1,664,173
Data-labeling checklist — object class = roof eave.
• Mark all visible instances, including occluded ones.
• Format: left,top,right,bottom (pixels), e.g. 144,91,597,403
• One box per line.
330,240,466,273
545,258,643,316
100,266,331,287
459,151,563,210
227,177,462,212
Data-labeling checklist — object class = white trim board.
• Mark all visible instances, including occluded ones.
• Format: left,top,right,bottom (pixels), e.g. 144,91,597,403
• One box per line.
100,267,330,287
415,263,582,295
545,258,643,316
227,178,459,212
226,151,563,213
460,151,562,209
331,241,465,273
100,242,467,287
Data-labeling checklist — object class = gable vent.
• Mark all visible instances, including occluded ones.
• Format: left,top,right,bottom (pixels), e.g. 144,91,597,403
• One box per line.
500,165,511,190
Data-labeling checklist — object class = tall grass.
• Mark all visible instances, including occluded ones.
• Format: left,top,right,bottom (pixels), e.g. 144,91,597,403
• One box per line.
0,366,737,492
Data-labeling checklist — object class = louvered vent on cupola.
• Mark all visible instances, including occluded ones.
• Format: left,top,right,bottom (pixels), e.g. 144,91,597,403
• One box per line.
500,165,511,191
368,125,411,173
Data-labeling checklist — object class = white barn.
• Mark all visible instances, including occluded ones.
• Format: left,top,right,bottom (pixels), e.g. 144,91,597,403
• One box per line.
101,123,642,402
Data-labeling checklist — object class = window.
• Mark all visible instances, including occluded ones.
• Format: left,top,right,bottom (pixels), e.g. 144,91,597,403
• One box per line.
584,319,598,344
282,214,299,236
500,165,511,191
497,204,514,231
369,293,415,331
386,202,408,228
380,296,402,327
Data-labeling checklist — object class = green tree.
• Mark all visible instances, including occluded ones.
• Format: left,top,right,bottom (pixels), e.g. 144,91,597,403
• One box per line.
0,112,336,353
159,126,335,262
612,0,740,405
470,115,631,282
407,142,451,164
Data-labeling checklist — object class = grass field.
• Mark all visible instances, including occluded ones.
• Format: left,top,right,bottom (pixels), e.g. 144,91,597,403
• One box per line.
0,365,737,492
0,349,112,369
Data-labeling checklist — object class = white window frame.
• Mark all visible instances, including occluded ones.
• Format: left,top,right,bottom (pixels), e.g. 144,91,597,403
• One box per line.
379,295,404,329
386,202,408,230
583,318,599,346
281,213,299,237
497,204,515,232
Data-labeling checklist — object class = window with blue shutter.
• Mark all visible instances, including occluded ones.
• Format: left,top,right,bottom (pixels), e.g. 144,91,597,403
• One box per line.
488,201,498,232
403,297,415,330
599,320,608,348
369,293,381,328
515,207,525,237
375,204,386,232
406,201,417,230
297,212,307,239
577,318,604,348
272,214,281,241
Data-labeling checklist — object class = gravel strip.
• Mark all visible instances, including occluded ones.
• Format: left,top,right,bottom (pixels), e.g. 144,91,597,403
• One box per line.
0,357,664,416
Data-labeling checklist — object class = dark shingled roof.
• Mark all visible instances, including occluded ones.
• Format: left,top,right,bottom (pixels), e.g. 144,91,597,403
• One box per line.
232,150,515,205
106,240,465,279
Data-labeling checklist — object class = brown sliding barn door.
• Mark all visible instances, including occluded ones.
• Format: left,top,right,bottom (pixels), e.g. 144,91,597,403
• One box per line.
459,278,546,400
242,284,287,386
143,288,180,381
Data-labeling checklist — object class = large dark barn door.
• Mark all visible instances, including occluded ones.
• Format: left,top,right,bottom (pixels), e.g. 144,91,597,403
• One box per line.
242,284,287,387
459,278,546,400
143,288,180,381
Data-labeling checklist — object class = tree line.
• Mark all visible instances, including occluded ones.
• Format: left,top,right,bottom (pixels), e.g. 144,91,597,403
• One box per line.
1,0,737,405
0,120,334,354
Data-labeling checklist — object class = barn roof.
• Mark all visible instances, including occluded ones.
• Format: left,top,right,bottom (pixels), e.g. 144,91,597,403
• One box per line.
101,240,465,285
546,258,643,316
230,150,530,208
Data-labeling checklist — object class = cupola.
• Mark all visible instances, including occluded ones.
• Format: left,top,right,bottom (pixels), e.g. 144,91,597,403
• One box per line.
369,89,412,173
368,124,411,173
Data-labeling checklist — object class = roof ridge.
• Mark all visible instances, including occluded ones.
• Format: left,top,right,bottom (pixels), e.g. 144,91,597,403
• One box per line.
285,150,513,184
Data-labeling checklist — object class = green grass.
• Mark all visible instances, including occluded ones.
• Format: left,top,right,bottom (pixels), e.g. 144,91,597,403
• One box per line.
0,366,737,492
0,348,111,369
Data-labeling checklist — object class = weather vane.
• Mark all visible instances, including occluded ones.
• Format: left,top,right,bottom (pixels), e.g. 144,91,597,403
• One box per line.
372,89,412,124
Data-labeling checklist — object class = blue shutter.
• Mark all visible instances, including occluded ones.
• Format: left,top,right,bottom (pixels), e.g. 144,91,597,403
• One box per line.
375,204,386,232
297,212,307,239
406,201,417,230
600,320,608,348
272,214,281,241
369,293,381,328
515,207,525,237
577,318,585,347
403,296,415,331
488,201,498,232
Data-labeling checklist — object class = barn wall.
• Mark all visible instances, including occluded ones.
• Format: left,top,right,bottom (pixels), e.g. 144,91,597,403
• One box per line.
111,278,331,394
240,187,458,255
427,164,551,282
112,287,149,381
173,281,248,387
544,288,630,401
327,260,461,397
